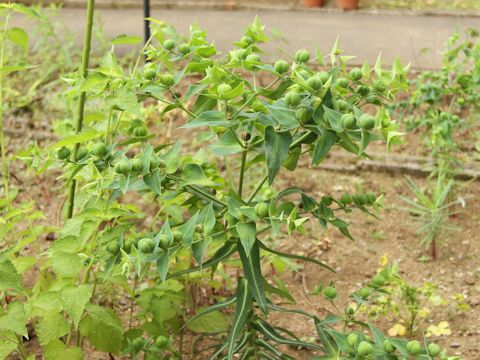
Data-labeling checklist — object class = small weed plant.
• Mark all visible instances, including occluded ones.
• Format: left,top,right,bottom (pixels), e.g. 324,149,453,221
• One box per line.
398,29,479,259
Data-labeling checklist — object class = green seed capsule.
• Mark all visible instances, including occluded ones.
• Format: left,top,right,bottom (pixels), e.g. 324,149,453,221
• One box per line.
285,92,301,107
336,99,349,111
365,192,377,204
358,114,375,130
295,107,310,124
155,335,169,348
295,49,310,63
57,147,71,160
158,235,170,250
218,83,232,99
359,287,372,299
160,73,175,87
342,114,356,129
274,60,289,74
178,43,191,55
383,339,395,353
350,68,363,81
92,142,108,157
133,126,148,137
318,72,330,84
138,238,155,253
340,193,353,205
337,77,349,88
323,286,337,299
131,159,144,173
163,39,175,51
347,333,358,347
254,202,269,217
406,340,422,355
115,159,132,175
307,76,322,91
106,242,120,254
428,343,441,357
143,68,157,80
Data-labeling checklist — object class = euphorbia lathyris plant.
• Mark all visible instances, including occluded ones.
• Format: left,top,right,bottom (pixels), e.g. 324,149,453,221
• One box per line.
1,4,458,359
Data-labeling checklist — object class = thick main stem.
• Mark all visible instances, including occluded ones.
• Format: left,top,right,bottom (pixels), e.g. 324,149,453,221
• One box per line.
66,0,95,219
238,149,247,197
0,16,11,211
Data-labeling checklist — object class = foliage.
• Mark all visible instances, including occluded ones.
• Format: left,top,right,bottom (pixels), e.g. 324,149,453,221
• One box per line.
0,3,460,360
311,259,455,359
400,175,459,259
400,28,480,176
397,29,479,259
361,258,468,342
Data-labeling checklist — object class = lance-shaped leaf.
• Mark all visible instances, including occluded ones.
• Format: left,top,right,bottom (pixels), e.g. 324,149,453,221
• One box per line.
238,241,268,314
177,211,199,247
252,319,323,350
227,278,252,360
236,222,256,255
311,130,337,165
181,296,235,331
257,240,334,272
255,338,294,360
264,126,292,185
167,241,236,279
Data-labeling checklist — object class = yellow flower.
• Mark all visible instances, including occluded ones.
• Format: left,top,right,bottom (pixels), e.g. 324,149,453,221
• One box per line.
388,323,406,336
379,254,389,267
417,307,431,318
426,321,451,337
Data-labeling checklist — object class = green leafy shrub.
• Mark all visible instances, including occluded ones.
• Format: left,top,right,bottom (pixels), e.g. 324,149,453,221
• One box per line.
0,3,461,359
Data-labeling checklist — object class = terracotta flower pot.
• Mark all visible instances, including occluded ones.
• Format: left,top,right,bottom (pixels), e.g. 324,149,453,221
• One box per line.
304,0,324,7
336,0,359,10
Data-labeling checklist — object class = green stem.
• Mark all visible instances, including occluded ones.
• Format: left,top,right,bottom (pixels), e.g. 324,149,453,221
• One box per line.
0,15,11,211
128,275,138,329
15,335,28,360
66,0,95,219
166,174,227,207
132,30,156,77
105,106,113,143
238,148,248,197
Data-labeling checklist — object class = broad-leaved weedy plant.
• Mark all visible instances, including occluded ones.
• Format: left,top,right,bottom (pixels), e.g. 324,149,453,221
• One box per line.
0,3,460,359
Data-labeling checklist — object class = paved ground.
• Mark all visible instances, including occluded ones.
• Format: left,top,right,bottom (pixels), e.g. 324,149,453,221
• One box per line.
14,8,480,69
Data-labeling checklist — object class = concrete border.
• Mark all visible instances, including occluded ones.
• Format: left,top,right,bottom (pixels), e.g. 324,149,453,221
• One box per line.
17,0,480,18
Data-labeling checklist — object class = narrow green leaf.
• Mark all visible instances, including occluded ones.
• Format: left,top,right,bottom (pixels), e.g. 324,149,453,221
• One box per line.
177,211,199,247
238,241,268,314
252,319,323,350
227,278,252,360
236,222,256,255
258,240,334,272
167,242,236,279
265,126,292,184
311,130,337,165
182,296,235,331
179,111,230,129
